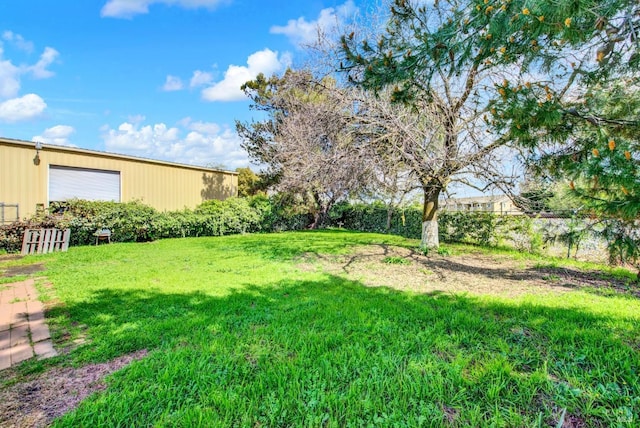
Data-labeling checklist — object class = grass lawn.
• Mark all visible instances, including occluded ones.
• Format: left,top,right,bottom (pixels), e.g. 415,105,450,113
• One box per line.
1,230,639,427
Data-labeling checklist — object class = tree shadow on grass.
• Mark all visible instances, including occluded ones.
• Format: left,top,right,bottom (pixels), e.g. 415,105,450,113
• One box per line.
39,275,640,427
202,229,410,261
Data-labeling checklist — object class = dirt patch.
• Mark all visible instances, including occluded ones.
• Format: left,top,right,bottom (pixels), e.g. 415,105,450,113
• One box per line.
0,349,148,428
535,266,639,297
0,254,23,262
2,263,46,278
297,244,639,298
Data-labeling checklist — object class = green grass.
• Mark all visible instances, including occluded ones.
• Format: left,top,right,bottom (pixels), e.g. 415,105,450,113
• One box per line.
5,230,640,427
382,256,411,265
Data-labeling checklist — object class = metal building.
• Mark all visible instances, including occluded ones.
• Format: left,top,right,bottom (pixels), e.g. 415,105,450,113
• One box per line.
0,137,238,223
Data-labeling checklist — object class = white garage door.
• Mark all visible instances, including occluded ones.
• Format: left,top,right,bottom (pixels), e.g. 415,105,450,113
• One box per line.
49,165,121,202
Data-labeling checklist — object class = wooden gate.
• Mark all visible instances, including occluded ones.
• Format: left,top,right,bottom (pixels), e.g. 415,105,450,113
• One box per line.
21,229,71,255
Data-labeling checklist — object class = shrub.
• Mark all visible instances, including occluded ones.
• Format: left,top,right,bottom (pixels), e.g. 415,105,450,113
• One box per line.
50,199,158,245
0,215,67,253
196,197,264,235
330,202,422,239
327,203,545,252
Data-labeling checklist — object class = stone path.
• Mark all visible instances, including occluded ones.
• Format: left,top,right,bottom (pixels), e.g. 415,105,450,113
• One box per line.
0,279,57,371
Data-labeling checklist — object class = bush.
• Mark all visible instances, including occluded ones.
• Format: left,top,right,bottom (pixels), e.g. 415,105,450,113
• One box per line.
0,215,67,253
50,200,158,245
327,203,545,252
330,202,423,239
195,197,262,235
0,198,560,258
0,196,320,253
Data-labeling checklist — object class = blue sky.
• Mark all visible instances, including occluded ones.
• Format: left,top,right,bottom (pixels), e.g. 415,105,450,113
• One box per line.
0,0,364,170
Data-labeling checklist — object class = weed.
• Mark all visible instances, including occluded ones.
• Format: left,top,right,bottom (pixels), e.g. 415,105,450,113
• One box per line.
417,246,430,256
382,256,410,265
437,246,452,256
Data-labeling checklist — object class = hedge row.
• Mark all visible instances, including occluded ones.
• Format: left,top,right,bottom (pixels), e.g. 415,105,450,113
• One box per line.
329,202,542,251
0,197,312,253
0,198,544,254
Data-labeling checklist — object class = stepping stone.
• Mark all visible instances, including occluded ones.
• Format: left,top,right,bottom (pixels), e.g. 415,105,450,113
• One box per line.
0,348,10,370
30,320,51,343
10,324,30,347
0,279,57,370
34,341,57,359
11,343,34,364
0,330,9,350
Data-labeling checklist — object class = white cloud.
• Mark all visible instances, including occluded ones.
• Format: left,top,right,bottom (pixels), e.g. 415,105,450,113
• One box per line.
28,47,59,79
0,32,58,125
2,31,34,53
0,93,47,122
101,0,227,19
180,117,220,134
0,57,21,98
201,49,290,102
162,75,184,91
102,117,249,169
189,70,213,88
32,125,76,147
270,1,358,46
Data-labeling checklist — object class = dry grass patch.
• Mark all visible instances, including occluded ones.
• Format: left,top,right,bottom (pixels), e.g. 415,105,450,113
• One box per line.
297,244,636,298
0,350,147,428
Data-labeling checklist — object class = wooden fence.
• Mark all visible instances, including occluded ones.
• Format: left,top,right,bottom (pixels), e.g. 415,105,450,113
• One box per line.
21,228,71,255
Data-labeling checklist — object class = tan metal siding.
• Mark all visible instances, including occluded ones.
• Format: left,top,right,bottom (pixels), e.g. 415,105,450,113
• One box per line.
0,139,238,220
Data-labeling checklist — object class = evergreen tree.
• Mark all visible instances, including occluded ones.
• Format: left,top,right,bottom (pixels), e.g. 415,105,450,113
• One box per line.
342,0,639,261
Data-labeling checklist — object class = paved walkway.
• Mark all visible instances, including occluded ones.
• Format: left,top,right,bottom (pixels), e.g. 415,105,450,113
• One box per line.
0,279,57,371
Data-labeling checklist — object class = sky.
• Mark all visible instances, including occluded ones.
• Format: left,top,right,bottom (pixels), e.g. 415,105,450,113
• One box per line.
0,0,366,171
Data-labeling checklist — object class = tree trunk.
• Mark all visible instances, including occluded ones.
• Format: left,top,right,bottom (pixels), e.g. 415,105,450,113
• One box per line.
308,211,320,229
308,199,330,230
421,186,441,249
386,206,393,232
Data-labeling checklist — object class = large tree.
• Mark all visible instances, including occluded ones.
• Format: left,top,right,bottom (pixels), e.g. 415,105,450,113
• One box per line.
236,69,375,228
478,0,639,212
341,0,521,248
480,0,640,265
342,0,639,253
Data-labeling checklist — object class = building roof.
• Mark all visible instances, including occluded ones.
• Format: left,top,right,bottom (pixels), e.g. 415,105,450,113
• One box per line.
441,194,512,204
0,137,237,175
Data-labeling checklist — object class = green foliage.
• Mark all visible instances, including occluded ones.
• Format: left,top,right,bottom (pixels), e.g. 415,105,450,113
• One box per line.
382,256,410,265
330,202,423,239
328,203,543,251
600,219,640,268
542,215,593,259
0,215,66,253
439,212,498,245
51,200,158,245
438,211,541,252
236,167,263,197
436,246,452,256
0,197,315,253
417,246,430,256
194,197,263,235
481,0,640,263
342,0,639,254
